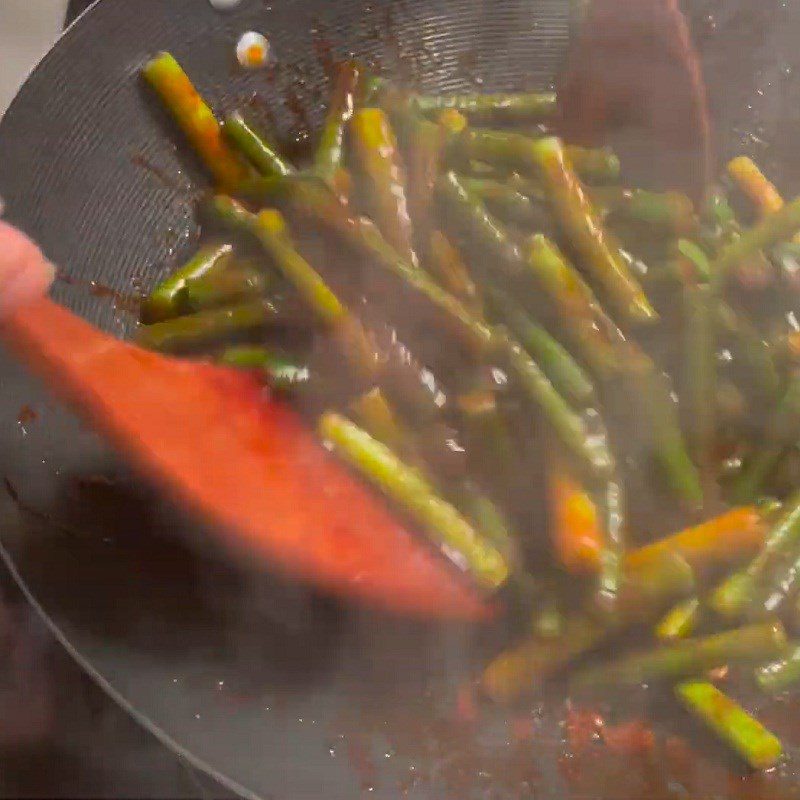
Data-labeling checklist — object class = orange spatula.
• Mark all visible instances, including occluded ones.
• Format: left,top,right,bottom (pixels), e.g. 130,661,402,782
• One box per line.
1,297,490,620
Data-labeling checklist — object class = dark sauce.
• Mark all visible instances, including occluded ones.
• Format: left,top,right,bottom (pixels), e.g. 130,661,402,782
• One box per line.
87,281,142,315
281,84,313,138
57,272,141,315
245,90,279,131
311,25,339,80
3,477,19,505
324,673,800,800
16,405,37,428
130,152,183,193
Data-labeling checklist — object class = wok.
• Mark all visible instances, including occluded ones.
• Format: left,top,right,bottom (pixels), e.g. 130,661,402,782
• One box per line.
3,0,800,797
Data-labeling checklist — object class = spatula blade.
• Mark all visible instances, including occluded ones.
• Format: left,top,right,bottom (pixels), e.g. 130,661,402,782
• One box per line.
3,298,491,620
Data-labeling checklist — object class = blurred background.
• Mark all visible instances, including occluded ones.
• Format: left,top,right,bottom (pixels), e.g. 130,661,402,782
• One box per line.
0,0,64,115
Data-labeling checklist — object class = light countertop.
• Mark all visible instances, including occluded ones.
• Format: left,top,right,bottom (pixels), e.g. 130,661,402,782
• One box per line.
0,0,67,116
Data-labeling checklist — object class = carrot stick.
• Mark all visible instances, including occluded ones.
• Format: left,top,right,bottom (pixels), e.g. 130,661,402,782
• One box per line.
727,157,785,217
548,461,603,574
626,506,768,577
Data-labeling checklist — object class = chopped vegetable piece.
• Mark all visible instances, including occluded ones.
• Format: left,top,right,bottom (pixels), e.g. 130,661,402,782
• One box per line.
727,156,785,217
756,643,800,694
603,188,697,236
548,461,602,574
318,412,509,591
755,548,800,618
716,302,782,404
492,328,614,480
595,477,625,609
524,234,623,377
137,299,301,353
565,145,621,185
239,175,495,353
350,387,408,457
142,53,250,189
530,137,656,325
181,263,268,312
449,128,620,184
683,282,716,471
351,388,523,570
705,189,738,229
223,112,294,177
626,506,768,577
482,615,605,702
452,482,523,569
141,242,234,322
436,172,622,375
434,170,530,282
711,493,800,617
678,238,711,282
315,61,360,183
427,230,481,312
219,346,311,393
482,551,695,702
350,107,417,263
623,352,704,508
412,92,557,125
617,551,696,624
572,621,787,689
712,195,800,288
656,597,701,641
437,108,468,136
732,377,800,504
384,92,445,247
251,207,346,325
675,680,782,771
487,287,595,407
459,177,551,230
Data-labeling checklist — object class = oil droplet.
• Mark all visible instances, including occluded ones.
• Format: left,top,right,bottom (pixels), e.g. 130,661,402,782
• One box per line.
237,32,270,69
209,0,242,9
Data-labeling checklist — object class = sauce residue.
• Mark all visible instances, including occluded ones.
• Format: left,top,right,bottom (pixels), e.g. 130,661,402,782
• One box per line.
57,272,141,315
130,152,184,193
16,405,38,428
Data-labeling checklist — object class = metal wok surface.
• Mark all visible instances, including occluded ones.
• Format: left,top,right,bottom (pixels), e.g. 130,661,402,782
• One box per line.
3,0,800,797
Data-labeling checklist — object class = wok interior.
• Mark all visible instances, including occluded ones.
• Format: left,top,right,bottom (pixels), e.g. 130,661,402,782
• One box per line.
4,0,800,798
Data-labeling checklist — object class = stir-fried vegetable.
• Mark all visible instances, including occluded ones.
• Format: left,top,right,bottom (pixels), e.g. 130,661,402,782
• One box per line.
143,52,250,189
140,242,235,322
137,55,800,771
572,622,787,689
675,680,783,770
223,112,295,178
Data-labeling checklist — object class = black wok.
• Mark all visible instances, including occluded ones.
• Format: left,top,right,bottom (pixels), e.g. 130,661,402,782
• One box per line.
3,0,800,798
